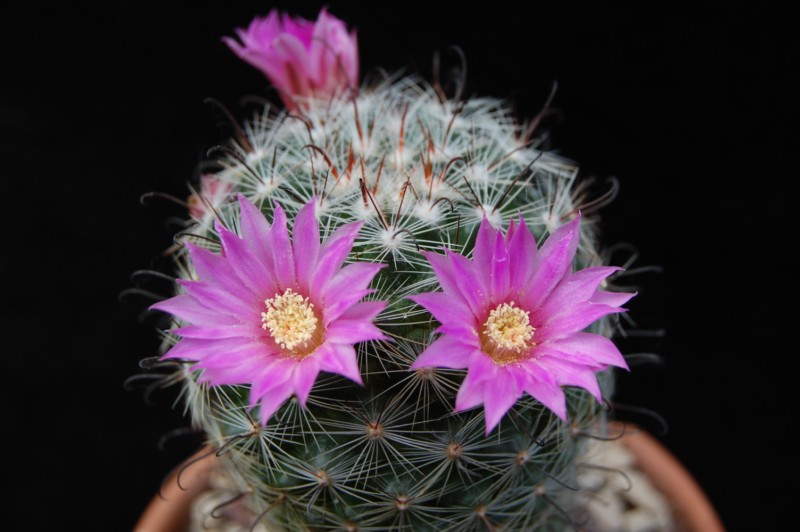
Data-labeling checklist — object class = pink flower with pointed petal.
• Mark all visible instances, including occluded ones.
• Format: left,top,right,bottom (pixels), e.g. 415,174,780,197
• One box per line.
152,195,386,424
223,8,358,109
188,174,234,221
409,215,634,433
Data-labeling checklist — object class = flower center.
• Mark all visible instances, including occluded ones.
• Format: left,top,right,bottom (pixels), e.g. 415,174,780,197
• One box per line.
262,288,321,356
481,301,535,365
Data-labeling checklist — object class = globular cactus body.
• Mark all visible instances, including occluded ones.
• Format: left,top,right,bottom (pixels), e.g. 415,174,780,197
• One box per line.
145,9,633,531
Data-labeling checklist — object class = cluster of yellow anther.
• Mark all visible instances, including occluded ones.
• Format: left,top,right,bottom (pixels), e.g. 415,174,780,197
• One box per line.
481,301,535,364
261,288,319,351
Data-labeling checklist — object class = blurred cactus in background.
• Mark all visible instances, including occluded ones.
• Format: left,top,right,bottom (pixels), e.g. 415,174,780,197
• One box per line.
141,7,636,530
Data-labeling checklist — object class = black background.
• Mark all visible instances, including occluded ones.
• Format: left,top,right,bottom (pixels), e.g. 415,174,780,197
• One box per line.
3,2,796,529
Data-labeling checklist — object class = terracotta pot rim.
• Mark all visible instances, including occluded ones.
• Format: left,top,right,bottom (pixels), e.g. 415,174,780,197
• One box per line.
618,424,724,532
134,446,218,532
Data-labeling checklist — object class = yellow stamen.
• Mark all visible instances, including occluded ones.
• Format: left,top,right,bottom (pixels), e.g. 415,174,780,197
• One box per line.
262,288,320,354
481,301,535,365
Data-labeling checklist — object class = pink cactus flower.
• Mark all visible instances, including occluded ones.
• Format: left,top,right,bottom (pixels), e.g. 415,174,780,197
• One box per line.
188,175,234,221
152,195,386,424
223,8,358,109
409,215,634,433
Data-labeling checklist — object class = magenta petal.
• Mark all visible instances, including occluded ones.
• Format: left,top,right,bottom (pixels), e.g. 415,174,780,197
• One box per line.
272,34,313,96
293,357,320,406
151,295,237,327
222,35,245,57
460,352,499,390
311,221,362,294
338,301,386,321
174,324,258,340
537,356,603,402
293,198,320,290
409,292,475,334
218,225,275,297
591,290,636,307
255,379,295,425
490,229,510,299
237,194,275,271
538,302,625,341
522,370,567,420
197,345,273,386
482,370,522,433
321,262,384,324
177,280,255,318
411,335,474,370
250,358,293,399
186,243,257,301
534,266,621,322
315,343,363,385
269,203,297,289
521,216,580,311
447,251,487,317
422,251,467,303
547,333,628,369
455,379,486,412
505,216,517,241
508,216,538,290
199,341,278,367
159,338,210,361
325,318,387,344
473,216,498,286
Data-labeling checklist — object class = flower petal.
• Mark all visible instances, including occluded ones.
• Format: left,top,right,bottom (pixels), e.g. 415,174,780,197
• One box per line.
293,198,320,290
591,290,636,307
186,243,257,301
321,262,384,324
456,352,498,398
315,343,363,385
409,292,475,336
218,224,276,298
411,335,474,370
490,228,510,299
533,266,621,322
520,216,580,311
311,221,362,294
537,302,625,341
151,295,237,326
473,216,498,288
174,323,259,340
269,203,297,289
177,280,255,318
196,344,276,385
338,301,386,321
250,357,293,400
325,317,387,344
522,369,567,420
255,379,295,425
546,332,628,369
447,250,487,317
292,356,321,406
508,216,538,290
237,194,275,271
482,370,523,433
455,379,486,412
536,356,603,402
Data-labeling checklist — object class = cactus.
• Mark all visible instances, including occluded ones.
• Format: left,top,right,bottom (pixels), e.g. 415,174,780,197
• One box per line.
140,8,635,531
